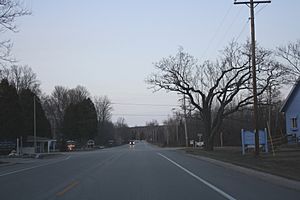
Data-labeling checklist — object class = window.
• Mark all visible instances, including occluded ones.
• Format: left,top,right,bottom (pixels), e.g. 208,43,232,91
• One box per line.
291,118,298,129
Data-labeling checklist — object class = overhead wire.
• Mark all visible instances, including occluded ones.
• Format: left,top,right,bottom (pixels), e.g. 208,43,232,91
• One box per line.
112,114,170,117
234,3,270,42
111,102,179,107
111,102,178,118
235,18,250,42
212,6,244,53
201,4,233,60
255,3,269,16
112,3,271,120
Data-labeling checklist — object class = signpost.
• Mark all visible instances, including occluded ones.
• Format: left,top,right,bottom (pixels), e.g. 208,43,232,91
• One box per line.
241,128,268,155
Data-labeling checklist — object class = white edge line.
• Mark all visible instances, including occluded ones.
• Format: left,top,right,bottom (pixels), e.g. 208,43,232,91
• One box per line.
0,156,70,177
157,153,236,200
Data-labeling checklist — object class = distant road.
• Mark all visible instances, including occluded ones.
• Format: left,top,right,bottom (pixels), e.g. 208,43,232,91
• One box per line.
0,141,299,200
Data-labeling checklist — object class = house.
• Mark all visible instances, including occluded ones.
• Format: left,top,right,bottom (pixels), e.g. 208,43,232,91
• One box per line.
280,78,300,142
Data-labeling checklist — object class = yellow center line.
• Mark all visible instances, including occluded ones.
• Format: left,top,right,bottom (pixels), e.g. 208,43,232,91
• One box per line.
56,180,80,197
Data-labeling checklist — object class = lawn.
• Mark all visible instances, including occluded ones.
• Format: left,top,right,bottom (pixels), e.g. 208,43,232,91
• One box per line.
185,145,300,181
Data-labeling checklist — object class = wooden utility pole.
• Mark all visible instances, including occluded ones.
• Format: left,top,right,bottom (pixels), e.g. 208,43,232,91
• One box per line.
33,95,37,153
183,95,188,147
234,0,271,156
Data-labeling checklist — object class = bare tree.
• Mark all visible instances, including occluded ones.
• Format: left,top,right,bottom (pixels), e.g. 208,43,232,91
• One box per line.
0,0,31,65
0,65,40,94
147,42,282,150
0,40,15,66
68,85,90,104
42,86,69,138
42,85,90,139
94,96,113,123
0,0,31,32
115,117,127,128
277,39,300,82
163,117,179,146
44,85,90,121
146,120,159,127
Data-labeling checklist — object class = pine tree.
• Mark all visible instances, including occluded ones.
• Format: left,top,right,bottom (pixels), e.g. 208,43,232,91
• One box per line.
19,89,51,138
0,79,22,139
62,98,97,144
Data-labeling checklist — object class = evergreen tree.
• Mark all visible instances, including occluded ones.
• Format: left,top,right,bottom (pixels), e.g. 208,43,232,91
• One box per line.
96,121,115,145
63,98,97,144
18,89,51,138
0,79,22,139
62,103,78,140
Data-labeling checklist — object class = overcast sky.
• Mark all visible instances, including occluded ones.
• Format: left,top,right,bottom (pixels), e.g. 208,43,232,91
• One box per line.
5,0,300,126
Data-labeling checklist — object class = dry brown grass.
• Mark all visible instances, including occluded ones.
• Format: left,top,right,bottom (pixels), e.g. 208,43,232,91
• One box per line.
185,146,300,181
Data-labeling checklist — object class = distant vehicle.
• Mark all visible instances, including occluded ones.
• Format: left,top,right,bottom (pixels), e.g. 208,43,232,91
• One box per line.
196,141,204,147
66,140,76,151
8,150,18,157
129,140,135,146
108,140,115,147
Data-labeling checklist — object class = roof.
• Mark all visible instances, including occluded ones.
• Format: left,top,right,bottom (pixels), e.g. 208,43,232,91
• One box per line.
26,136,56,142
280,77,300,112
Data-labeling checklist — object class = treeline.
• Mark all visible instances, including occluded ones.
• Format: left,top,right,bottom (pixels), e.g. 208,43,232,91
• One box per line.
147,100,285,147
42,85,131,146
0,65,131,147
137,94,285,147
0,78,50,140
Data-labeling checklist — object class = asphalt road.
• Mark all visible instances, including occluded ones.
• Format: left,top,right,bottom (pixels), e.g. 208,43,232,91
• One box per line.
0,141,299,200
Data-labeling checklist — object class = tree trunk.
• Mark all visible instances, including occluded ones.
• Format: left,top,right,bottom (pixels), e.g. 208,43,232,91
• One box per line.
207,138,214,151
203,121,214,151
203,119,221,151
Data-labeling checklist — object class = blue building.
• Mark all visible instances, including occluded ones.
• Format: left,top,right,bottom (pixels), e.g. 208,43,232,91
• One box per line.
281,78,300,141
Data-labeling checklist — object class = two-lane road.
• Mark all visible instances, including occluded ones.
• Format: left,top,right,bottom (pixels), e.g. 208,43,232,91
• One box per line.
0,141,299,200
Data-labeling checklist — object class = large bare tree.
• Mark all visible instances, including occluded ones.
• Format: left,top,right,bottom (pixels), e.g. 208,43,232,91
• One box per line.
147,42,282,150
276,39,300,82
94,96,113,123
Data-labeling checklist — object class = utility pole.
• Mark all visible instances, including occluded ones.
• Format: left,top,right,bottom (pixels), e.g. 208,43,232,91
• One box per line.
234,0,271,156
33,96,37,153
268,85,272,135
183,95,188,147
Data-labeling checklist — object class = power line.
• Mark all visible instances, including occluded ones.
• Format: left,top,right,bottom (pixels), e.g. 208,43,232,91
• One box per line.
255,3,269,15
111,102,179,107
234,3,270,43
112,114,169,117
212,6,244,51
235,18,250,41
201,4,233,59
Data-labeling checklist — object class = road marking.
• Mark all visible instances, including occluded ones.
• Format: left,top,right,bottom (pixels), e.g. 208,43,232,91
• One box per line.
56,180,80,196
0,156,70,177
157,153,236,200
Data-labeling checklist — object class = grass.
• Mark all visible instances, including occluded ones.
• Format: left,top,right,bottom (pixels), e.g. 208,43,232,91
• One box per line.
184,146,300,181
